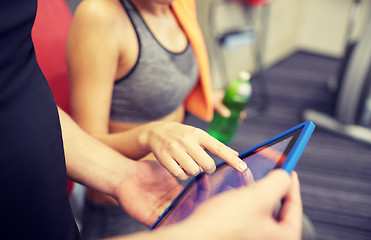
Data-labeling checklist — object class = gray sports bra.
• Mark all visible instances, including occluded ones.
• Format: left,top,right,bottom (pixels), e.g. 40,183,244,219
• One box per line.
110,0,199,123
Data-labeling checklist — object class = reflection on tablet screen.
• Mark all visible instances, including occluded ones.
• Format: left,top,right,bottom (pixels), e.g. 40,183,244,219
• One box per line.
153,128,301,228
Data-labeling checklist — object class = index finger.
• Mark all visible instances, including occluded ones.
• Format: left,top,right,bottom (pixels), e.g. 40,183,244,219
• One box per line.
199,131,247,172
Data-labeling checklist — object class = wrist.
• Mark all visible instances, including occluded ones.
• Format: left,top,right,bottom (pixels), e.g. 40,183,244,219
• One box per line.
110,159,137,200
137,121,162,153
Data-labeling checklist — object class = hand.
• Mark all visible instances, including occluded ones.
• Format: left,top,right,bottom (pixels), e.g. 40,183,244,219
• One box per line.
140,122,248,180
212,90,230,118
113,160,184,227
213,90,247,122
181,170,302,240
157,167,256,226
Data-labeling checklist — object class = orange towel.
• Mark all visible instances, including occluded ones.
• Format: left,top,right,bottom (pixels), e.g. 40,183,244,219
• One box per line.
172,0,214,122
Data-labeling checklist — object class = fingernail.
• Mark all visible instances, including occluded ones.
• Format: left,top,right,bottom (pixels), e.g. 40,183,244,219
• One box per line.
237,162,247,171
180,174,189,181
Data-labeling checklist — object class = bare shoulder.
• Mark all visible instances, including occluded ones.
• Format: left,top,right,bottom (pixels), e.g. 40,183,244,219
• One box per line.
72,0,130,31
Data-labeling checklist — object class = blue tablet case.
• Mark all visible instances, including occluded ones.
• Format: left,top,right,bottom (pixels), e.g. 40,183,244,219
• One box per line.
238,120,315,174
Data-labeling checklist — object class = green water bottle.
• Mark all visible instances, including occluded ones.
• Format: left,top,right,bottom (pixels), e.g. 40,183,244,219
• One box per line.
208,71,252,144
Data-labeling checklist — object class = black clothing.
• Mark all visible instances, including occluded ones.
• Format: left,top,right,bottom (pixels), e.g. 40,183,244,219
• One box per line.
0,0,81,239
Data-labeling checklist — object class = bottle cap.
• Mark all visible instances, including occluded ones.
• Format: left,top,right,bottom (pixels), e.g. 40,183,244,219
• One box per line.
239,71,251,81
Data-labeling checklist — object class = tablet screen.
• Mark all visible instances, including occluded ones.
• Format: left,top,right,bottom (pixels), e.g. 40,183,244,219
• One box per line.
152,127,302,229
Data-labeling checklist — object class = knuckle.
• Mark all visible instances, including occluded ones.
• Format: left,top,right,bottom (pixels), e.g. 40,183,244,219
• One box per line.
166,141,179,151
171,134,191,149
202,161,216,173
172,172,185,180
187,166,201,176
213,144,224,156
177,136,189,147
189,127,203,138
172,169,188,180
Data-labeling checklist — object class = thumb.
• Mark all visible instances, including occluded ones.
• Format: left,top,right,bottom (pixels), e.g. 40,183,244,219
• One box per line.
250,169,292,209
215,103,230,118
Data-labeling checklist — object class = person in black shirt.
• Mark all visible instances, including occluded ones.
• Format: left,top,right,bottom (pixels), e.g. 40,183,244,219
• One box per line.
0,0,302,239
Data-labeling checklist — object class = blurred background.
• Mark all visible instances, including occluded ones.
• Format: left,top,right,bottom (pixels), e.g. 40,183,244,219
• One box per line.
63,0,371,239
190,1,371,240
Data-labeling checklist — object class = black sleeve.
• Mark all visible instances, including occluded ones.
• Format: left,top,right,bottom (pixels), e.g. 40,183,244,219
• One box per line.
0,1,81,239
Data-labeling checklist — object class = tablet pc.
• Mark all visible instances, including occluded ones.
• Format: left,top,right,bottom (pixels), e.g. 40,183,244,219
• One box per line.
150,120,315,230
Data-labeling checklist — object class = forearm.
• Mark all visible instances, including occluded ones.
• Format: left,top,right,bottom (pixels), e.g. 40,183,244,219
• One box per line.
102,221,207,240
93,122,161,160
58,108,136,197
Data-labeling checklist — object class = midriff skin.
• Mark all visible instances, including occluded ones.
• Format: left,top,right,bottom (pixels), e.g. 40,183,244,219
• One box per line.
86,105,186,205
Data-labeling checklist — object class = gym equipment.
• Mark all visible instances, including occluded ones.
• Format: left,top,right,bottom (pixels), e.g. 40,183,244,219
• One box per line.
303,0,371,145
208,0,272,119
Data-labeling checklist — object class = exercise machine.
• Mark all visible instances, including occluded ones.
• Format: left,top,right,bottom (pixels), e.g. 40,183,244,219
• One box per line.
303,0,371,145
208,0,272,119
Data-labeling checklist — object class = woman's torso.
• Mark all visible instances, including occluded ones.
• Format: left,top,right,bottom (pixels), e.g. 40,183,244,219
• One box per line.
88,0,199,204
109,0,199,133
